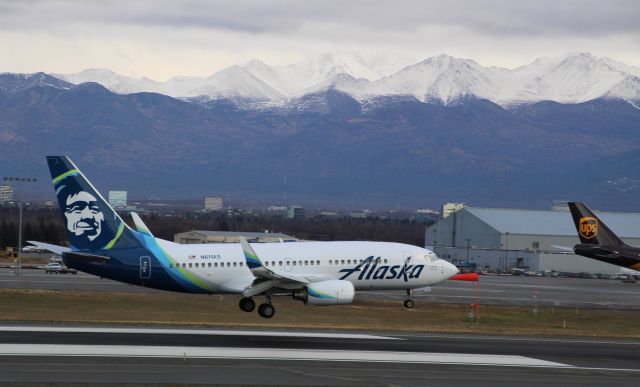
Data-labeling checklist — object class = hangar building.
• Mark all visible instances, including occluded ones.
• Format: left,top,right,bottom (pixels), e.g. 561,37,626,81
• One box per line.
425,205,640,274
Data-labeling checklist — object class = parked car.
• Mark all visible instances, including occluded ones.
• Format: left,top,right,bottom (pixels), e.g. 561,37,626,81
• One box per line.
44,263,77,275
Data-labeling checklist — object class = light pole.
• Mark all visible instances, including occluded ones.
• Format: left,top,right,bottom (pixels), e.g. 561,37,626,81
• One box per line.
466,238,471,267
432,228,438,256
3,176,37,275
505,232,510,272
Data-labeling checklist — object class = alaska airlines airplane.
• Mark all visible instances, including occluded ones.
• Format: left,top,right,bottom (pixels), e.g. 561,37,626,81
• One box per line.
568,202,640,276
31,156,458,318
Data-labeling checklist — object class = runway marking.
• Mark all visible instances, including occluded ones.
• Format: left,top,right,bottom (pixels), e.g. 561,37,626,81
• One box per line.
0,344,571,368
0,326,399,340
392,333,640,346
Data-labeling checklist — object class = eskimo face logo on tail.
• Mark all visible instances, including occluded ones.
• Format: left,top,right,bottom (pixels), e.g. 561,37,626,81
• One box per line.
64,191,104,241
55,177,115,250
579,217,598,240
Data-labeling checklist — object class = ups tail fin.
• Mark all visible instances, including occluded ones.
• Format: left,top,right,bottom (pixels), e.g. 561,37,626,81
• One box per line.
47,156,140,251
568,202,625,246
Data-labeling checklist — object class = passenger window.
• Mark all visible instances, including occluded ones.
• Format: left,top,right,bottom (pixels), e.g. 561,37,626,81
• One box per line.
240,262,243,267
293,261,297,266
329,260,332,265
208,262,212,268
169,263,173,268
188,263,192,268
214,262,218,268
227,262,231,267
279,261,283,266
233,262,237,267
310,261,314,266
304,260,308,265
341,260,345,265
317,260,320,265
384,259,388,264
265,261,269,266
182,263,186,268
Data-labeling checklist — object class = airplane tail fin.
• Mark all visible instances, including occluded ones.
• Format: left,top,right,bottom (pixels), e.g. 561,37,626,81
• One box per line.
568,202,625,246
46,156,140,251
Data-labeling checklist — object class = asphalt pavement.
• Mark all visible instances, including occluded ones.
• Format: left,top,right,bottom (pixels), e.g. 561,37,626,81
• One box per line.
2,267,639,309
0,325,638,386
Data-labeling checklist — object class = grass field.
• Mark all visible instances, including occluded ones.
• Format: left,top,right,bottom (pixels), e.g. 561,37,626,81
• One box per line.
1,288,640,338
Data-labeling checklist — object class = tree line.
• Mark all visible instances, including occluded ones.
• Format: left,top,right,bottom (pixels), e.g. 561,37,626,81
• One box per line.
0,207,431,249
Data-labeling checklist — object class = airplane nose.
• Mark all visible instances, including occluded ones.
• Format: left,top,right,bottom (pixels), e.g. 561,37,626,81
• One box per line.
442,261,459,279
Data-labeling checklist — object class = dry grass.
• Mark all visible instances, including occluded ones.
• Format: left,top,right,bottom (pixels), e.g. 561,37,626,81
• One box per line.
1,288,639,338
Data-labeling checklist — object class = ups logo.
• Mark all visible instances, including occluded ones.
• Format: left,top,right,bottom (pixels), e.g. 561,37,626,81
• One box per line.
579,217,598,240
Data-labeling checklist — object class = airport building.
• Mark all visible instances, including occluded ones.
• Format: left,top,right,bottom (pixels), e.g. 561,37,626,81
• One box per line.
174,230,299,244
0,185,12,204
287,206,305,219
203,196,223,212
425,205,640,274
108,190,127,209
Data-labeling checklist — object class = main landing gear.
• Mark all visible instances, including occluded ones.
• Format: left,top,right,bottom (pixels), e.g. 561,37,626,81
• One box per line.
239,296,275,318
239,297,256,312
258,303,275,319
404,290,415,309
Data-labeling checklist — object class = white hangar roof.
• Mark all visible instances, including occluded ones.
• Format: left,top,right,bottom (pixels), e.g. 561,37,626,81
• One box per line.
464,207,640,238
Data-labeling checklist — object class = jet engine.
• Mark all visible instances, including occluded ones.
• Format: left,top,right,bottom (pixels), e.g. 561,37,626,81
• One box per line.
292,280,355,306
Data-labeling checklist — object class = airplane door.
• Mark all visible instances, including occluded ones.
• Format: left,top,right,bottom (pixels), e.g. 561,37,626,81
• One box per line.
140,256,151,279
284,259,292,272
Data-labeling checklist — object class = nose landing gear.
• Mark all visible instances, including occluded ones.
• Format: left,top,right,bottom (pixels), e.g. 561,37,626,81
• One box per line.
404,290,415,309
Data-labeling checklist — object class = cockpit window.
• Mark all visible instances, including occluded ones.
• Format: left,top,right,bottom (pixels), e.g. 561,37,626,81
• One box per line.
425,252,440,262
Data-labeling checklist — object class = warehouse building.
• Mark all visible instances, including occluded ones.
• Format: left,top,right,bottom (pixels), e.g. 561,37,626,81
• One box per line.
174,230,299,244
425,205,640,274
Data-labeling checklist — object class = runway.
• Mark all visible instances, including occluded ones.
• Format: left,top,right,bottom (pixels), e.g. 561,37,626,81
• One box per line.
0,325,639,385
2,267,639,309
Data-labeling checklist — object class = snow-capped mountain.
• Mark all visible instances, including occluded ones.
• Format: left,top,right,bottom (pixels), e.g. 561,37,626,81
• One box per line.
53,53,640,106
55,69,164,95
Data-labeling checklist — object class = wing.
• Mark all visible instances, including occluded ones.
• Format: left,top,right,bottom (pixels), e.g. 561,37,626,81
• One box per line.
239,236,308,283
238,236,330,297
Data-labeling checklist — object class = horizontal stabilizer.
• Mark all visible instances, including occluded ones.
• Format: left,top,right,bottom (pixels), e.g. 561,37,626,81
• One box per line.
26,241,71,255
62,251,110,263
131,212,154,237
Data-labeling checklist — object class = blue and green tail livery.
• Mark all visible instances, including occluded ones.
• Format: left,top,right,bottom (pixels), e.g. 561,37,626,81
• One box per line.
47,156,139,251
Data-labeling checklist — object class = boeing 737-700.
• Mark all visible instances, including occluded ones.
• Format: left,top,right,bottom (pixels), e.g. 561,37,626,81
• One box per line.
30,156,458,318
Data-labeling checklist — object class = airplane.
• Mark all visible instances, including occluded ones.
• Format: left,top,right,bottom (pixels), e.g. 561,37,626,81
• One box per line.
568,202,640,276
29,156,459,318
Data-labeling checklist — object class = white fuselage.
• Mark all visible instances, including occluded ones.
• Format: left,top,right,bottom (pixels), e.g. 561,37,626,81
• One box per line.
155,239,457,294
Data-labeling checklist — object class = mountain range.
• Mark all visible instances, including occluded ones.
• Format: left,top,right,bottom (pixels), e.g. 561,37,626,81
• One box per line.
1,52,640,210
53,52,640,107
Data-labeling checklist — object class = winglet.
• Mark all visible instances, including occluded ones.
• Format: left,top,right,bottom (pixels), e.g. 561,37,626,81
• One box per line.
131,212,154,237
239,236,264,270
238,237,310,291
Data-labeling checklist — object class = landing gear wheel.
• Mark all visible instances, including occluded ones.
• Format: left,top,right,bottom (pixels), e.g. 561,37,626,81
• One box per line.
404,299,415,309
258,303,275,319
239,297,256,312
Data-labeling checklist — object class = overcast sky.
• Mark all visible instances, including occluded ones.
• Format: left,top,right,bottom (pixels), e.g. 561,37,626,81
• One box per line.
1,0,638,80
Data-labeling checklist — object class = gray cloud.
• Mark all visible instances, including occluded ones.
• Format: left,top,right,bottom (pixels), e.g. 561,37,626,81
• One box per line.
1,0,638,37
0,0,638,78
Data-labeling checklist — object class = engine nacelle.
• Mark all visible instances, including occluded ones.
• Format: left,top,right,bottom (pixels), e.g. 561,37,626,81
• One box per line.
292,280,355,306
